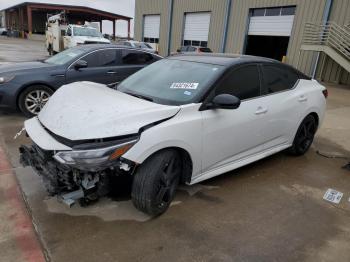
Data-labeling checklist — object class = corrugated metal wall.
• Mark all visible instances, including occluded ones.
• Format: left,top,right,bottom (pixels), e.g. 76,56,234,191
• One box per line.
134,0,169,55
317,0,350,85
225,0,327,76
170,0,227,53
134,0,349,85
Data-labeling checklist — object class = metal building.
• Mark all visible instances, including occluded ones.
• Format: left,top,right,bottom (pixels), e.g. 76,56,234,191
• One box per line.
134,0,350,85
1,2,132,39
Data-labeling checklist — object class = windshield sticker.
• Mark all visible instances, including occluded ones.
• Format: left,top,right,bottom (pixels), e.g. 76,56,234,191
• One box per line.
170,82,199,90
184,91,192,96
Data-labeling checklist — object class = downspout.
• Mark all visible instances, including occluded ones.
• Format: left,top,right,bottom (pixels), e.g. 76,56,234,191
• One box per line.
311,0,333,78
221,0,232,53
167,0,174,56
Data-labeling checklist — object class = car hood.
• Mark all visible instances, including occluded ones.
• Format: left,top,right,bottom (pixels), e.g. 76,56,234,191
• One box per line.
73,36,110,43
0,61,54,74
38,81,180,141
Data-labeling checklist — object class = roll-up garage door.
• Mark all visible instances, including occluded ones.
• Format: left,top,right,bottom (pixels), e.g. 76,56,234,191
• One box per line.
143,15,160,41
183,12,211,46
248,15,295,36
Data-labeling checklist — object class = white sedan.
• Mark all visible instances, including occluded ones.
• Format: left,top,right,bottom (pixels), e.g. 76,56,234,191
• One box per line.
20,54,327,216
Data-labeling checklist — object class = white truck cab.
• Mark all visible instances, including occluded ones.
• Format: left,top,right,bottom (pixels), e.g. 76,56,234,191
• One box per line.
63,25,110,49
46,13,110,55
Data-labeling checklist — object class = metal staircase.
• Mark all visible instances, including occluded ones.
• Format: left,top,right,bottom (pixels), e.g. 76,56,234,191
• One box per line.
301,22,350,73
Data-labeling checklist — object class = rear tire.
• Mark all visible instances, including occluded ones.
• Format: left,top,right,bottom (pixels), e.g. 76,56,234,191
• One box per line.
289,115,317,156
131,149,182,216
18,85,53,118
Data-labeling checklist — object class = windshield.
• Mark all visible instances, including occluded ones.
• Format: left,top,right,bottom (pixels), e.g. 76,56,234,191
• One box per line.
118,59,225,105
73,27,102,37
135,42,153,49
44,48,86,65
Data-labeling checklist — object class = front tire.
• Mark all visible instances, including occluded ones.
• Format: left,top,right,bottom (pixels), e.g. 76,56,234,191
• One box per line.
289,115,317,156
131,149,182,216
18,85,53,118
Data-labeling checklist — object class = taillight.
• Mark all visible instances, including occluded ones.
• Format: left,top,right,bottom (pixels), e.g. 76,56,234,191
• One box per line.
322,89,328,98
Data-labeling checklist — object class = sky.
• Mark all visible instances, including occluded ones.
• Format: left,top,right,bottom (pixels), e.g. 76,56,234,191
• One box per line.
0,0,135,37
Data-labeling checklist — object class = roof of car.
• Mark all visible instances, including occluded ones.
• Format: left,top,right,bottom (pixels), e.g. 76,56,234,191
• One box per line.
167,53,280,67
72,44,143,51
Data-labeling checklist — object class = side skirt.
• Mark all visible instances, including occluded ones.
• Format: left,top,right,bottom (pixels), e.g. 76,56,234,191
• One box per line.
189,143,291,185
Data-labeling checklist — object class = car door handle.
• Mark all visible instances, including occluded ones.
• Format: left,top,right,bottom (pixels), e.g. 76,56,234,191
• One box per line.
255,107,268,115
298,95,308,102
107,71,116,75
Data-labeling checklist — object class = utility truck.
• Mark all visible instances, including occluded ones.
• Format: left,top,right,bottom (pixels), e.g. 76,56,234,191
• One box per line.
45,12,110,55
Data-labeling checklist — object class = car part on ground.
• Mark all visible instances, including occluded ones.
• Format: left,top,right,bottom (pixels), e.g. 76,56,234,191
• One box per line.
19,54,327,216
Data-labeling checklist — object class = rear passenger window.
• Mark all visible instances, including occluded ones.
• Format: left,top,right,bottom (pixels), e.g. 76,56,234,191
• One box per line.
215,65,261,100
121,50,154,65
83,49,118,67
262,65,299,94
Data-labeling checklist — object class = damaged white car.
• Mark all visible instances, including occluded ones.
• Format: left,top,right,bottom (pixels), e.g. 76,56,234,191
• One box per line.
20,54,327,216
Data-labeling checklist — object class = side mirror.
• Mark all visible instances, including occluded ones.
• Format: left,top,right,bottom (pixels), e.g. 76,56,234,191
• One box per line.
211,94,241,109
74,60,88,70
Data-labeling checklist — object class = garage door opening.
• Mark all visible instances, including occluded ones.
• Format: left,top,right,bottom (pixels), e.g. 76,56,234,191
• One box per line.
245,35,290,61
183,12,211,47
244,6,295,61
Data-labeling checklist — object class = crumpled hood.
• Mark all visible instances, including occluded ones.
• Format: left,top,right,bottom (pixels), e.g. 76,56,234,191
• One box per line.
38,82,180,141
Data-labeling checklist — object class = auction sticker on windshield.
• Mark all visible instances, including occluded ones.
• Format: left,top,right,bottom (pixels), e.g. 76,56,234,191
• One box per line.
170,83,199,90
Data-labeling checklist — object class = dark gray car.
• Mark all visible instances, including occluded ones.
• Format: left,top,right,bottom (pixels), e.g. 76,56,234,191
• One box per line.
0,44,162,117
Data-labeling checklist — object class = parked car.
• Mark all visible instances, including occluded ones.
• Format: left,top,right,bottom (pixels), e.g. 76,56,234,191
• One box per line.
0,27,7,36
175,46,213,54
118,40,158,54
20,54,327,216
0,44,162,117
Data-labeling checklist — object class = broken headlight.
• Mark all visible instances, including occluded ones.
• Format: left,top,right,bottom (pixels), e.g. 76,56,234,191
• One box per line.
53,139,138,169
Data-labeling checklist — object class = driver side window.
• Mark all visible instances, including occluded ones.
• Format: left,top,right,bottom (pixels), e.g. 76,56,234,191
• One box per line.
215,65,261,100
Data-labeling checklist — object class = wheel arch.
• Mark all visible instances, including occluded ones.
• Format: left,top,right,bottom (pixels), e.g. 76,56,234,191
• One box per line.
130,146,194,185
16,82,55,109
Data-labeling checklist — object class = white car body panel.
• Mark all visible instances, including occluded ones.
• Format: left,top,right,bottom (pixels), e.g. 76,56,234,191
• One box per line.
26,77,326,185
38,82,180,140
24,117,72,151
125,79,326,184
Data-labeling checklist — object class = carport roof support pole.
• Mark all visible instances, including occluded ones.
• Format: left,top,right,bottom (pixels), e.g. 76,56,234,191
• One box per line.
127,19,131,40
26,5,32,35
113,19,116,40
100,20,102,33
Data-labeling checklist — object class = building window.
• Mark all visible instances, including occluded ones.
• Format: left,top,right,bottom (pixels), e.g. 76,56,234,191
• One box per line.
250,6,296,17
183,40,208,47
143,37,159,44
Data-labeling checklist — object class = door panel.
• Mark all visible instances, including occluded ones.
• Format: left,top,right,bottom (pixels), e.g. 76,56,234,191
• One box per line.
201,64,264,173
66,49,118,85
201,99,266,173
259,64,304,149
